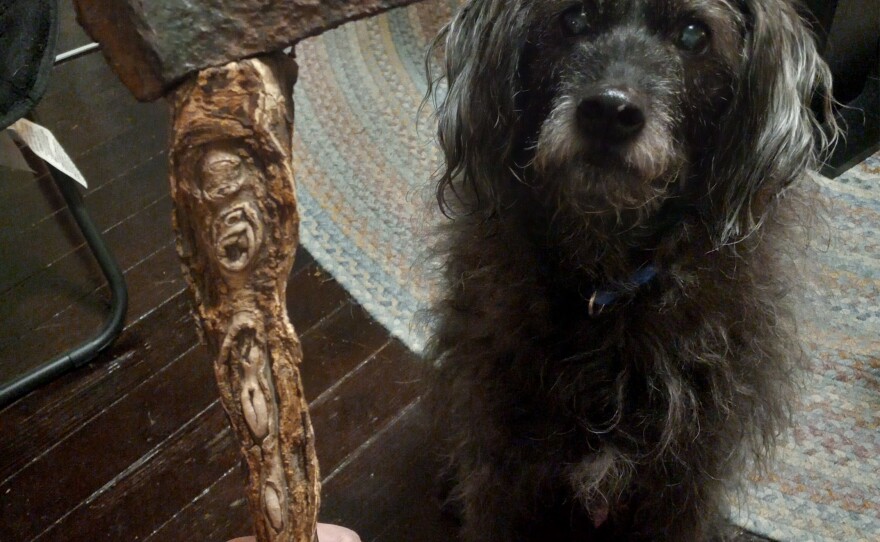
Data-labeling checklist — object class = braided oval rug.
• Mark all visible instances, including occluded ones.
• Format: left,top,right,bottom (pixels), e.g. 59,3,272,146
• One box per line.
290,1,879,540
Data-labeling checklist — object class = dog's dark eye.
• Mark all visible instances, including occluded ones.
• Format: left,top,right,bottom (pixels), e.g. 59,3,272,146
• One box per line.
561,7,589,36
676,22,711,53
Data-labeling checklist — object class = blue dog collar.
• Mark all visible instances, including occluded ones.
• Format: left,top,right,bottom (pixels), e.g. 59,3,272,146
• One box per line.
588,264,658,316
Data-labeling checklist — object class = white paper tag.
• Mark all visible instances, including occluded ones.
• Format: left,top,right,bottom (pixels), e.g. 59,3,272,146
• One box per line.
0,130,33,172
8,119,88,187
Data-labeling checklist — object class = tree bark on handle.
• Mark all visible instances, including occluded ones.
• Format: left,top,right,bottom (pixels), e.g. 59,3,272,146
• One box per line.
168,53,319,542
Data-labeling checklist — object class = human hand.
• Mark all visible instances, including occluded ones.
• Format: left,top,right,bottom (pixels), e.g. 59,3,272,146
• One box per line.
227,523,361,542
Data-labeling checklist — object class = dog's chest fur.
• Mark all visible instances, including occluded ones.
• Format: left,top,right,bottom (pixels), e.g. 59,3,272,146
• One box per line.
432,212,796,505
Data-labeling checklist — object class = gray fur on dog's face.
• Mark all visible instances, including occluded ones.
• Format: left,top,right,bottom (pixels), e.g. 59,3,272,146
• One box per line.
431,0,834,244
523,1,745,210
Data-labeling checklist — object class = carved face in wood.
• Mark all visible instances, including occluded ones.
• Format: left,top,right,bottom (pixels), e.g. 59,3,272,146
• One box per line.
197,144,267,280
167,56,317,542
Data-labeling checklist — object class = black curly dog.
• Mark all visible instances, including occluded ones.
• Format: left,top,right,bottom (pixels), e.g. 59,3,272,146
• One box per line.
426,1,835,540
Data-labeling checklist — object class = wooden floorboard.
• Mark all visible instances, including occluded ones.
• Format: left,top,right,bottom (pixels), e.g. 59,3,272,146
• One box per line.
0,149,170,295
0,293,197,481
0,59,168,300
0,196,175,331
320,398,457,542
0,10,776,542
2,345,217,541
38,393,235,542
0,100,168,229
56,0,93,53
0,195,174,381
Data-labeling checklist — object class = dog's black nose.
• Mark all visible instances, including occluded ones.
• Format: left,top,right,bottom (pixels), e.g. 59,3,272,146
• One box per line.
577,90,646,142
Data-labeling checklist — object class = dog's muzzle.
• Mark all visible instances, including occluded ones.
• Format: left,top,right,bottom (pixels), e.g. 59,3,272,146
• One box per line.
576,88,646,143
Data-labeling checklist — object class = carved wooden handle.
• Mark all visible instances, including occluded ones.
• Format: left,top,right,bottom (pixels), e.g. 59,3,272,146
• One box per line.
168,53,319,542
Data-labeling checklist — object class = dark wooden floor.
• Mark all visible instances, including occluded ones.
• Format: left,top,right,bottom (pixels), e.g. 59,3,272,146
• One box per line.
0,5,770,541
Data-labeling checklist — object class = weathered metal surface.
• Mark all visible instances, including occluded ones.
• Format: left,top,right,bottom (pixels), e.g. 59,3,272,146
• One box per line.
73,0,422,101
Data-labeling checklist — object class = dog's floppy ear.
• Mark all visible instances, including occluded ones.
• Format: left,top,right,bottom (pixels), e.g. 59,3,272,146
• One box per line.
708,0,836,245
429,0,530,218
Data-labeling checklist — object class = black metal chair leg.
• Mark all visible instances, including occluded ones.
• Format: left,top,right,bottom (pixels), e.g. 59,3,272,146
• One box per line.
0,163,128,408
